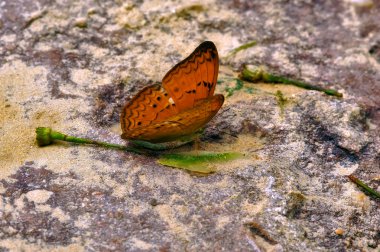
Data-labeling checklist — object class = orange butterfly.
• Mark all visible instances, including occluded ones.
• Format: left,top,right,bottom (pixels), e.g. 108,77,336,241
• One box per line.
120,41,224,143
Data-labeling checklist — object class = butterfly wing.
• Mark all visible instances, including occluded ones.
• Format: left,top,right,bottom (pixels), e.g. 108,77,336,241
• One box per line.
124,94,224,143
120,84,178,139
161,41,219,111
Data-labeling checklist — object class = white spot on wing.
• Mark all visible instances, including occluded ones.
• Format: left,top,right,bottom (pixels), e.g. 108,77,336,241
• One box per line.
168,97,175,105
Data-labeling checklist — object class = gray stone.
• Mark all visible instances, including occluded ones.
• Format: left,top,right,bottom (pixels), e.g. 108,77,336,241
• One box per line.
0,0,379,251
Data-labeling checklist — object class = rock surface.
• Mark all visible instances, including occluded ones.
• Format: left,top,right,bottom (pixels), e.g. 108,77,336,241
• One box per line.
1,0,379,251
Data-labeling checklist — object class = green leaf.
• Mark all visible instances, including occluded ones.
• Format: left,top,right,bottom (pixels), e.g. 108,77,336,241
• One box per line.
158,151,243,174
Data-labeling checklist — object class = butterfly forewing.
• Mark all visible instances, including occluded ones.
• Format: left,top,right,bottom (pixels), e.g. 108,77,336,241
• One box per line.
161,41,219,111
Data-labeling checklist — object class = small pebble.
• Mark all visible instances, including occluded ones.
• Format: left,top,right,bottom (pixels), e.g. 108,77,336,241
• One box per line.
74,18,87,28
335,228,344,235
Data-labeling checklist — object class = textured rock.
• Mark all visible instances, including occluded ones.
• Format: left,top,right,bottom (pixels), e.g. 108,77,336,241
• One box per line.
0,0,379,251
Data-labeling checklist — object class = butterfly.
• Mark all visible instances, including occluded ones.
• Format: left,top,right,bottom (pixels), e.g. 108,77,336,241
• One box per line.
120,41,224,143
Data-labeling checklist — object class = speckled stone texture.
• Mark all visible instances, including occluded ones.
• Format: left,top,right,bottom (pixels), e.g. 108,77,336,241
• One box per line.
1,0,379,251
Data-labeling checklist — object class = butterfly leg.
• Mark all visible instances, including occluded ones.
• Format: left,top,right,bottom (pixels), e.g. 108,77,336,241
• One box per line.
193,135,200,151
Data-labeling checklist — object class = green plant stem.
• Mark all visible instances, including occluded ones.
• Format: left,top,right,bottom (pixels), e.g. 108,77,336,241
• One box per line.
36,127,144,154
36,127,244,173
226,40,257,58
240,66,343,97
225,79,244,97
348,175,380,199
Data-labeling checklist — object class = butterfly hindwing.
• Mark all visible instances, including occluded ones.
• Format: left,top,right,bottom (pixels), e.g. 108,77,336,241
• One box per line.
121,84,178,138
124,94,224,143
